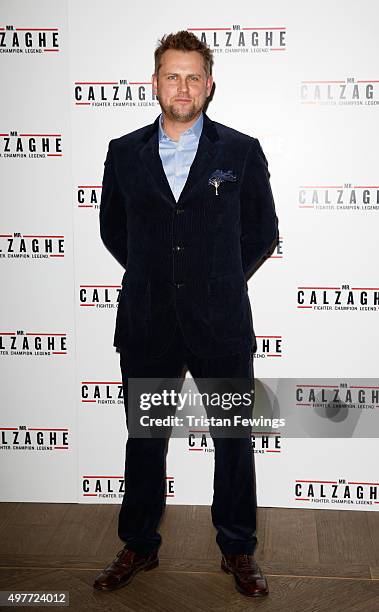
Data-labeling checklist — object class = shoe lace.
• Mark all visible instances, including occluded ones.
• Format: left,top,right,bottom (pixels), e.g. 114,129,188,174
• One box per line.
114,547,134,567
237,554,259,575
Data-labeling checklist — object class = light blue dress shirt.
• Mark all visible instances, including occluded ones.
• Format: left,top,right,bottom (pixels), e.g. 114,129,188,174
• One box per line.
158,111,203,202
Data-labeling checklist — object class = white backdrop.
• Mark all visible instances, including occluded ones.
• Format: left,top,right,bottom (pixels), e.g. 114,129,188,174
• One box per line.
1,0,378,511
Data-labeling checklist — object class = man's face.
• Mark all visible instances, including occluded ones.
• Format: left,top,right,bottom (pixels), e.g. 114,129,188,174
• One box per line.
152,49,213,123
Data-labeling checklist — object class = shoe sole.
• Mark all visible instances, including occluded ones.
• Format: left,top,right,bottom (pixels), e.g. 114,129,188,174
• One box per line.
93,557,159,592
221,560,269,597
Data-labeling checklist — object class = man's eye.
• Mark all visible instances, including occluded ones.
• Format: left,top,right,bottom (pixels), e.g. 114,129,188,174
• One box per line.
168,75,176,80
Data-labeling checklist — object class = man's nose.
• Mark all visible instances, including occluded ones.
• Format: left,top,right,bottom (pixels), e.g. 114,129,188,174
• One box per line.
177,77,189,93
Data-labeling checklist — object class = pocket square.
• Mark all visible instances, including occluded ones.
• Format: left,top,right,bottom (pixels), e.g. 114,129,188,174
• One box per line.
208,169,238,195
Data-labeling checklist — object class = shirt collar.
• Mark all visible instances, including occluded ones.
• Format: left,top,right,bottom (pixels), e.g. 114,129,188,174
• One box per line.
158,111,203,143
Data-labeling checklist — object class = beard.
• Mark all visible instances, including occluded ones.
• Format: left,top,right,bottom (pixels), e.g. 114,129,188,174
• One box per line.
157,95,203,123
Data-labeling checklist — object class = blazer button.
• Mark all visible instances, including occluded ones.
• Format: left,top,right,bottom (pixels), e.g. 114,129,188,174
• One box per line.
175,208,184,214
173,245,183,251
174,282,185,289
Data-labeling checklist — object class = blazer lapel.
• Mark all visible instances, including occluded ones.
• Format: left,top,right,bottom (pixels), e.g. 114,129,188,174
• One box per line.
177,113,219,207
138,112,220,209
139,116,176,208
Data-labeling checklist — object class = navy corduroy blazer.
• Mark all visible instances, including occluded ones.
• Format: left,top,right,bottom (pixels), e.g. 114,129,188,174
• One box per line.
100,112,279,358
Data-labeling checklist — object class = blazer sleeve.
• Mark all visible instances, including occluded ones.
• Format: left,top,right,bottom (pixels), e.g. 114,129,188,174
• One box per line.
240,138,279,278
99,139,128,270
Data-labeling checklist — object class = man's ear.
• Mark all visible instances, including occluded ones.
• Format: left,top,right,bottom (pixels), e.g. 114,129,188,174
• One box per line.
207,74,214,96
152,73,158,95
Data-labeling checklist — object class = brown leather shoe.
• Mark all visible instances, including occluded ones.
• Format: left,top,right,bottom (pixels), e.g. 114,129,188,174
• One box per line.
93,547,159,591
221,554,269,597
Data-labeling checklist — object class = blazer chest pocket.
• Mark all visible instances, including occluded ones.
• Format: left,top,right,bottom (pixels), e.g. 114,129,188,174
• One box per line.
206,180,240,200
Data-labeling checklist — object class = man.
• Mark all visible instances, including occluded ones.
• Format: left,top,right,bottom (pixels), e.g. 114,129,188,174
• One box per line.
94,31,278,598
